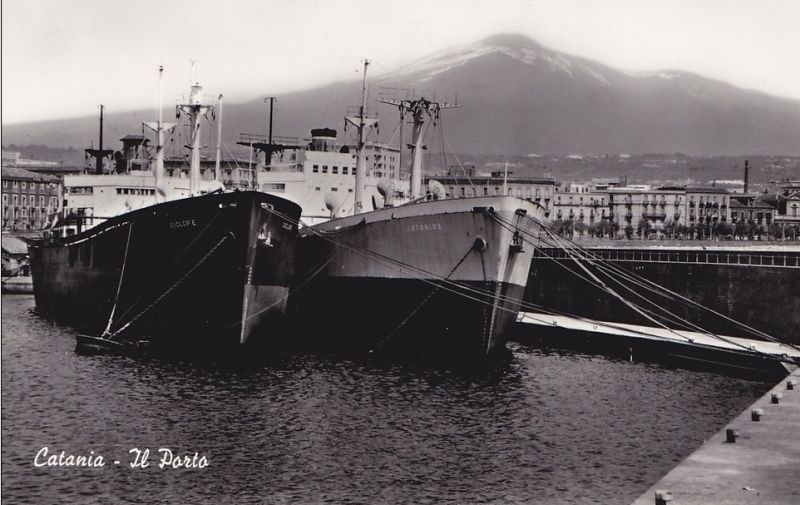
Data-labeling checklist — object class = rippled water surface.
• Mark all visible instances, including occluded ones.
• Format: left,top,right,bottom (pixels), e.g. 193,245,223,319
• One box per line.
2,295,770,504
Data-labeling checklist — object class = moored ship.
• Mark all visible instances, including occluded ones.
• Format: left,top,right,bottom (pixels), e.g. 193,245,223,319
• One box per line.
28,69,301,354
288,62,546,357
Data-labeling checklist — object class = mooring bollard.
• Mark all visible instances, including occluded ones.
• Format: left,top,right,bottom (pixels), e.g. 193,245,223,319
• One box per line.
726,428,739,443
788,379,797,390
772,392,783,404
654,489,673,504
751,408,764,421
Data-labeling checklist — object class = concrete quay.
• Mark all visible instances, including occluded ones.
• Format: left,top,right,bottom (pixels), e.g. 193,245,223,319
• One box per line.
1,276,33,294
632,368,800,504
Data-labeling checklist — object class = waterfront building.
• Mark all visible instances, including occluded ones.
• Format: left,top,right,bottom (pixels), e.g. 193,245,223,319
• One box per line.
684,187,732,227
609,187,682,235
729,193,775,226
766,181,800,226
606,186,732,237
1,166,61,232
553,182,610,226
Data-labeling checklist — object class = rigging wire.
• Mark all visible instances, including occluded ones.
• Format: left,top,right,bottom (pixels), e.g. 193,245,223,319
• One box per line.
491,211,799,354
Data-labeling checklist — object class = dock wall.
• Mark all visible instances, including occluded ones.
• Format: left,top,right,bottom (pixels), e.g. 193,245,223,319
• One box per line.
525,247,800,345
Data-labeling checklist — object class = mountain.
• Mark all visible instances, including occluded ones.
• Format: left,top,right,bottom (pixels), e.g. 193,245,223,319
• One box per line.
4,34,800,157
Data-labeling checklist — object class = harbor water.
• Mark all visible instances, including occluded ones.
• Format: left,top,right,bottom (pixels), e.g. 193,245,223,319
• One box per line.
2,295,771,504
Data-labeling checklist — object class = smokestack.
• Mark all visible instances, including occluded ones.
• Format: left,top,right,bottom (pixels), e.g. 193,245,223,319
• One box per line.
744,160,749,193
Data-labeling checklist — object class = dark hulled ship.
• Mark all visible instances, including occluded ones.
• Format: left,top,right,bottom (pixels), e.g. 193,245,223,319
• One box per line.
28,69,301,354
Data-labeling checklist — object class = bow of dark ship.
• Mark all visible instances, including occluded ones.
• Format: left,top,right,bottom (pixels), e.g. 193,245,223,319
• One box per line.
30,191,300,359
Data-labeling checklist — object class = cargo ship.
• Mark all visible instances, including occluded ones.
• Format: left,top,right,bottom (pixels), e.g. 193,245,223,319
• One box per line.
288,61,546,357
28,68,301,354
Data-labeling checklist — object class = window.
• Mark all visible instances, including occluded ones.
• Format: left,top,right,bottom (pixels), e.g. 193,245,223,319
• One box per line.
13,195,19,206
484,187,488,196
332,166,338,174
322,165,328,174
342,167,348,175
2,194,7,206
22,182,27,189
261,183,285,193
2,180,6,187
313,165,319,173
331,187,338,192
40,196,45,207
13,181,18,188
21,195,27,207
315,187,320,191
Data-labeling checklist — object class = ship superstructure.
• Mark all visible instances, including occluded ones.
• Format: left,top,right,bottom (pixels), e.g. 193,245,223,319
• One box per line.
237,93,409,225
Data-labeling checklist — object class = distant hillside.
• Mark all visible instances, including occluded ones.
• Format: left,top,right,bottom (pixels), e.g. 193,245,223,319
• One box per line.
1,143,84,166
3,33,800,157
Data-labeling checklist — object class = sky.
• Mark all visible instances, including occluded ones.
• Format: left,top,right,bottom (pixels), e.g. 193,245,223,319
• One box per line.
2,0,799,126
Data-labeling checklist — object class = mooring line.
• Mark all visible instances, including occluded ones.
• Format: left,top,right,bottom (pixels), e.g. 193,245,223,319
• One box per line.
101,221,134,337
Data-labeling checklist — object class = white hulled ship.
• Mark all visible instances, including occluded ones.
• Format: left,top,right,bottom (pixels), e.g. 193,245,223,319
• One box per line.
287,61,547,357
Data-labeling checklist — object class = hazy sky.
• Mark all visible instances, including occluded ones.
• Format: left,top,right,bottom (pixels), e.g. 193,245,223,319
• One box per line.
2,0,799,125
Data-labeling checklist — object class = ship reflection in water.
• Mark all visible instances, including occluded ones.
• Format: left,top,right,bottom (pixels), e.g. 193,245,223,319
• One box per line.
2,295,770,504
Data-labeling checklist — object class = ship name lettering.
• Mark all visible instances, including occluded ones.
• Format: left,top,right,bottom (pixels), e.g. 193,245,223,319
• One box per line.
170,219,197,229
407,223,442,232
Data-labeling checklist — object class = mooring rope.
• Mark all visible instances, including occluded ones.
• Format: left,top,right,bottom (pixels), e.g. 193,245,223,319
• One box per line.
498,211,799,355
101,221,134,337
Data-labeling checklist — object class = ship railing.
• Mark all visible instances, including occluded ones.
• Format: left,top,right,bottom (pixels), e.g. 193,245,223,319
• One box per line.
533,247,800,268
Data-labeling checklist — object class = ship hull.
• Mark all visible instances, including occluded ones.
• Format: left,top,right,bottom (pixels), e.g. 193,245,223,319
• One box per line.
289,196,544,357
29,191,301,353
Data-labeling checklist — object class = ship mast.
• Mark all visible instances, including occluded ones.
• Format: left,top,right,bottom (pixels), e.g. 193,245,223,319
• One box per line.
85,105,113,174
379,96,459,199
177,62,213,196
346,60,378,215
143,66,176,202
215,94,223,182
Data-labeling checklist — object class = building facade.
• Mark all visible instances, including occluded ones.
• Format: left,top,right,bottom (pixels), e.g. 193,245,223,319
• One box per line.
2,166,61,232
